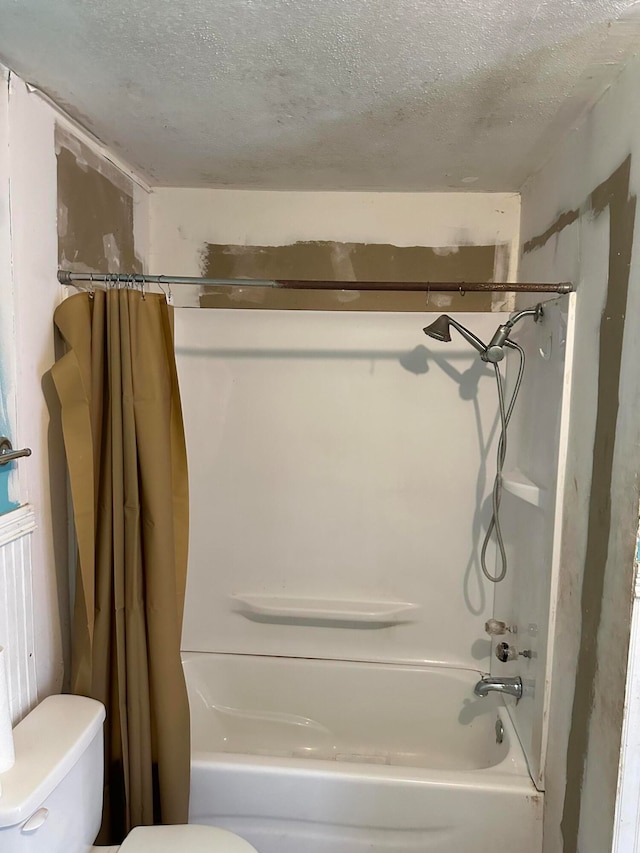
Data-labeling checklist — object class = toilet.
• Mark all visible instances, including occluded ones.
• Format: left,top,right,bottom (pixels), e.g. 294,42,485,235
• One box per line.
0,695,257,852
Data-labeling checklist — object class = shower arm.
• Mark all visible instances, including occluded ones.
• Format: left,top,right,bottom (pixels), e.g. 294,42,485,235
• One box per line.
484,305,543,362
446,317,489,356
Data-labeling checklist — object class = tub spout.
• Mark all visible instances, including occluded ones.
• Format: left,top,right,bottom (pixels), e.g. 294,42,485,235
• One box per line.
474,675,523,700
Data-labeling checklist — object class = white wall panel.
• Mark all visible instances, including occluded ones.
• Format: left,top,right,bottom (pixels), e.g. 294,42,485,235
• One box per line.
178,309,507,668
491,295,574,788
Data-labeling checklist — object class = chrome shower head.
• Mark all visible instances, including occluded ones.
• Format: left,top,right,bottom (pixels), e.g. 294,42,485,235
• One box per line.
423,315,488,357
423,315,452,342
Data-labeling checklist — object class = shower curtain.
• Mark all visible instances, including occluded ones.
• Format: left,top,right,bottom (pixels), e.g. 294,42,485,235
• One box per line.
52,289,190,844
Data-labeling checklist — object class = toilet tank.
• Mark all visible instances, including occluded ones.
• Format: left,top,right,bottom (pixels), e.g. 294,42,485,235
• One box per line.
0,695,105,853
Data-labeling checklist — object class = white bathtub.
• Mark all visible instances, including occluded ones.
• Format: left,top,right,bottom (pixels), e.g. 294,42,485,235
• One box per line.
183,653,542,853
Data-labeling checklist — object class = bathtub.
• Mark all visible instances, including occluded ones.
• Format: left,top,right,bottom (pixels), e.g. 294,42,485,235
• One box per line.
183,652,542,853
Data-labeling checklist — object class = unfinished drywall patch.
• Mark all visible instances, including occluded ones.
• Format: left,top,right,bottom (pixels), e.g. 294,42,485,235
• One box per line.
56,127,142,273
200,241,497,311
523,209,581,255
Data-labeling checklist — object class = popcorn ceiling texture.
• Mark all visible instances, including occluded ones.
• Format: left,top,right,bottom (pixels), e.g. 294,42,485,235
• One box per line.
0,0,639,189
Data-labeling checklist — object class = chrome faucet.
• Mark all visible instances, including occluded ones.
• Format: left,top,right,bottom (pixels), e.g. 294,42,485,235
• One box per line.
474,675,523,700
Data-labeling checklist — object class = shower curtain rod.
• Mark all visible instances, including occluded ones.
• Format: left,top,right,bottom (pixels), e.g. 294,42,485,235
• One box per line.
57,271,573,294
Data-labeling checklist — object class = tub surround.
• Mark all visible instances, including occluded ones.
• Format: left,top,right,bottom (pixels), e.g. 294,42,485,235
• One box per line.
176,309,509,671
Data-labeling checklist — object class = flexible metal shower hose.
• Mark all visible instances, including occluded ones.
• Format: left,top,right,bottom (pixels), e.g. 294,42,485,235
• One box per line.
480,340,526,583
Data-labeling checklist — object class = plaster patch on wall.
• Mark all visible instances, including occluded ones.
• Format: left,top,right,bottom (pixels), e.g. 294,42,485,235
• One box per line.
55,127,133,196
523,208,581,254
493,242,511,282
431,246,460,256
199,240,498,312
102,232,121,271
56,127,142,274
429,293,455,308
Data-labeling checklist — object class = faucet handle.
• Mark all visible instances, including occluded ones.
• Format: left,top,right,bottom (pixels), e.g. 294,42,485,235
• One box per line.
485,618,516,636
496,642,517,662
495,642,533,663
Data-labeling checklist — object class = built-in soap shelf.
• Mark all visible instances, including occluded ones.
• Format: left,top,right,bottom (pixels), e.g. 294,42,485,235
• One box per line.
502,469,546,508
230,593,420,628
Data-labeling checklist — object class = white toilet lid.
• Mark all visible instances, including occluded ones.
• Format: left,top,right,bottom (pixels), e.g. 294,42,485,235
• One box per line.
119,825,258,852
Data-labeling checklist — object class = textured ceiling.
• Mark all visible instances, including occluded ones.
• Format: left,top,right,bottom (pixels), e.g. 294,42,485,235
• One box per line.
1,0,640,190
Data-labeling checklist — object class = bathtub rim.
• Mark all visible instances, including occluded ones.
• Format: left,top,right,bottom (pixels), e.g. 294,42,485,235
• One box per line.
184,653,536,788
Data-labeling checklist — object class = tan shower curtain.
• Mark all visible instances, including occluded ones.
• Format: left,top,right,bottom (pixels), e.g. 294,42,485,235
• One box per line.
52,289,190,844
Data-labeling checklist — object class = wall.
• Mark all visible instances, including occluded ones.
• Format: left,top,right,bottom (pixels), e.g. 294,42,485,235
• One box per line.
177,308,507,669
149,189,521,311
518,51,640,853
0,66,150,718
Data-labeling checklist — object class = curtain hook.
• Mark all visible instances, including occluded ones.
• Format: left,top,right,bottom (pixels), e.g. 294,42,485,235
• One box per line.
163,276,172,304
158,276,172,304
459,284,466,297
88,272,95,300
426,283,430,308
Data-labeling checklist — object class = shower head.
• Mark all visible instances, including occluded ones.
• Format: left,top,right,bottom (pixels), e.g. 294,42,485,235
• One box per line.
423,315,488,357
423,315,452,342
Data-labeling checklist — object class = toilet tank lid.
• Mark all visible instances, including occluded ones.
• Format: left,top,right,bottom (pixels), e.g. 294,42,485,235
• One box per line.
120,825,258,852
0,695,105,828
